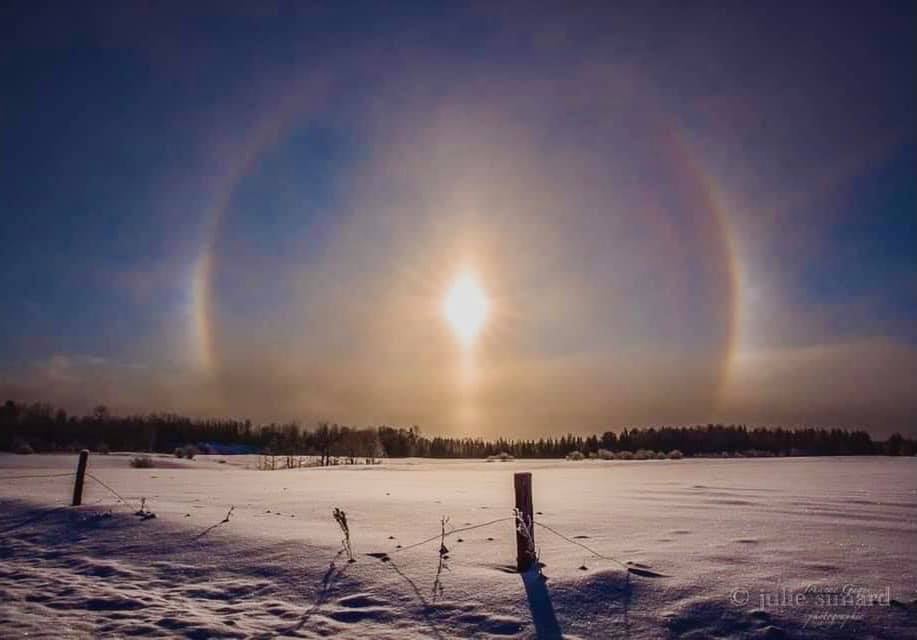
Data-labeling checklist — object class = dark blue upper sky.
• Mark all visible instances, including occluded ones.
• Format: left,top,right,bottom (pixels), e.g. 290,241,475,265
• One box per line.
1,2,914,435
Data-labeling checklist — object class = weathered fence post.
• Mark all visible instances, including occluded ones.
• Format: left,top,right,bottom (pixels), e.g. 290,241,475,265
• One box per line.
514,472,535,572
72,449,89,506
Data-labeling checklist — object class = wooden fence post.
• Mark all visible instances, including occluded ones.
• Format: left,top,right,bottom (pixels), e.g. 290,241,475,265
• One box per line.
72,449,89,506
514,472,535,572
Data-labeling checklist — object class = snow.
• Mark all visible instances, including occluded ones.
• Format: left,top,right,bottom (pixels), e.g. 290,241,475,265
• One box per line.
1,454,915,638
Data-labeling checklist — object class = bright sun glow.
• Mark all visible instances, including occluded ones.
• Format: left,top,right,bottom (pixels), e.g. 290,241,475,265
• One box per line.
444,272,489,346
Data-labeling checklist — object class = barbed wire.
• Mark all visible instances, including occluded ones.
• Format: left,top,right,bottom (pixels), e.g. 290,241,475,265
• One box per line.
388,516,515,554
86,472,138,509
0,472,75,481
2,471,653,576
535,521,629,569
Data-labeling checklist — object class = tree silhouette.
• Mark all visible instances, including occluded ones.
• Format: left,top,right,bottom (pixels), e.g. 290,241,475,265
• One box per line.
0,398,909,459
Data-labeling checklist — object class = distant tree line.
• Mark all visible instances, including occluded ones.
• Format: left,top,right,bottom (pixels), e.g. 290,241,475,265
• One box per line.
1,400,913,460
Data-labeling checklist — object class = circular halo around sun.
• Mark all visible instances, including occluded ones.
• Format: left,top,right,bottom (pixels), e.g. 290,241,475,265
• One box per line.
443,272,489,347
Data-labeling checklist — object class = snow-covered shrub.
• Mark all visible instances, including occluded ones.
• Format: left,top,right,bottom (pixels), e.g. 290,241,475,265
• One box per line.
13,438,33,454
129,455,155,468
634,449,655,460
596,448,615,459
666,449,684,459
566,450,584,461
333,507,354,562
615,450,634,460
257,452,278,470
654,451,667,460
174,445,198,459
432,516,450,601
135,497,156,520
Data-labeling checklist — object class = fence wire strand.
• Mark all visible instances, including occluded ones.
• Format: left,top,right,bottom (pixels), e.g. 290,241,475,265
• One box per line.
535,520,628,569
86,472,138,509
4,468,639,575
390,516,515,554
0,472,74,481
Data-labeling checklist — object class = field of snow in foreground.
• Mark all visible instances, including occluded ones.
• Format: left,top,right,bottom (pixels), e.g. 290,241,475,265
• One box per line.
1,454,915,639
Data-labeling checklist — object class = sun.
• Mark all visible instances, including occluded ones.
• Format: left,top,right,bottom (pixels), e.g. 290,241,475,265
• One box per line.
443,272,489,347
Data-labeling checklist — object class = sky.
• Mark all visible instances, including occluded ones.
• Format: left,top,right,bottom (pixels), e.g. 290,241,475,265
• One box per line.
1,2,915,437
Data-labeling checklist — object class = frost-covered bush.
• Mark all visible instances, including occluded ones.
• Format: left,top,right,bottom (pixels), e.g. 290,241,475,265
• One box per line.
615,450,634,460
666,449,684,459
596,449,615,460
634,449,655,460
654,451,667,460
486,451,514,462
566,450,585,461
129,455,155,468
174,445,198,459
333,507,354,562
13,438,33,455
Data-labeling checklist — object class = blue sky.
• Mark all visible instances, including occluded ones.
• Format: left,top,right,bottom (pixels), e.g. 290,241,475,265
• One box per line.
1,2,914,436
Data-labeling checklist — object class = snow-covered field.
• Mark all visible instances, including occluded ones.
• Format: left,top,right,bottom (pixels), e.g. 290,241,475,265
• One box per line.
1,454,915,639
